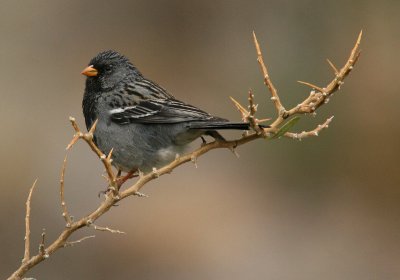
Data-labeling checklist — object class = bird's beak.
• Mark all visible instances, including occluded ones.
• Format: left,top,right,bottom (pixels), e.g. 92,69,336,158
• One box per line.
81,65,98,77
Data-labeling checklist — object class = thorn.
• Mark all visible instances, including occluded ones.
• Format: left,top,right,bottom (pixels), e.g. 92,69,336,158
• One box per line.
326,58,339,75
138,170,144,178
152,168,159,178
89,119,99,134
357,30,363,47
107,148,114,161
101,174,109,181
229,96,249,118
134,191,149,198
66,134,80,150
191,155,198,168
256,118,272,123
252,31,261,56
229,146,240,158
349,30,363,65
297,81,325,93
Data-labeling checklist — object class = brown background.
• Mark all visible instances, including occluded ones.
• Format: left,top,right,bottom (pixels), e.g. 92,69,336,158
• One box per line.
1,0,399,279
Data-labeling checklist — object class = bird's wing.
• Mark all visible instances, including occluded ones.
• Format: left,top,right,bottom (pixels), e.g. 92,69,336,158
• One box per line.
110,99,224,125
131,78,175,99
109,77,226,125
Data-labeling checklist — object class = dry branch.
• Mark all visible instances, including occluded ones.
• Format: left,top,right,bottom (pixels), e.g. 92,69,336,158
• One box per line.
60,155,72,226
7,31,362,280
92,224,126,234
64,235,96,248
22,179,37,265
253,31,285,116
284,116,334,140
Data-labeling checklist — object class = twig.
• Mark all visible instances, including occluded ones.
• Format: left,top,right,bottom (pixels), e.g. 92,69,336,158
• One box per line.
92,224,126,234
67,118,117,192
247,90,264,134
22,179,38,264
326,59,339,75
296,81,325,94
38,229,48,258
229,96,249,121
60,155,72,226
253,31,286,116
286,31,362,117
64,235,96,247
285,116,334,140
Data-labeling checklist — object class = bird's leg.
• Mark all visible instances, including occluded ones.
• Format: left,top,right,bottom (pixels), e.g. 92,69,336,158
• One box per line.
116,169,138,189
205,131,226,142
200,136,207,146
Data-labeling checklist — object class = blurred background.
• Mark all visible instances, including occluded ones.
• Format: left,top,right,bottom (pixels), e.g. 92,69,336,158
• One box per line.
1,0,399,279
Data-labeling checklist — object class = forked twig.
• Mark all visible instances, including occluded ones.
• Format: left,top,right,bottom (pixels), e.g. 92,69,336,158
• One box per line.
67,118,117,190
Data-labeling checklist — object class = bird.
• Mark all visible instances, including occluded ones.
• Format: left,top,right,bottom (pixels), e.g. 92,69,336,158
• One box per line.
81,50,259,176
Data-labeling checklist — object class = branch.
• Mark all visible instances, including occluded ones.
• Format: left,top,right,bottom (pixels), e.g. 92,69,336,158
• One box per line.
60,155,72,226
22,179,37,264
64,235,96,248
67,118,118,193
288,31,362,117
92,224,126,234
284,116,334,140
8,31,362,280
253,31,285,116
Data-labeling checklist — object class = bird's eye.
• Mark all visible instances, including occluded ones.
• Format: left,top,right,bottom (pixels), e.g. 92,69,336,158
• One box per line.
104,65,113,73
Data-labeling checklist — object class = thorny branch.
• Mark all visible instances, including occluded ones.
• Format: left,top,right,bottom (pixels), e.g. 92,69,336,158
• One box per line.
7,31,362,280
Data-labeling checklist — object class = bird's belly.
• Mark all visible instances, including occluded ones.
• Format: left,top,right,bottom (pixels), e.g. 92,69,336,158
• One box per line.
111,144,183,173
93,122,188,173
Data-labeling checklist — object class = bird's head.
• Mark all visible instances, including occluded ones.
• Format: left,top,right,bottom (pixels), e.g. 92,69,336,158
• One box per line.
82,50,141,91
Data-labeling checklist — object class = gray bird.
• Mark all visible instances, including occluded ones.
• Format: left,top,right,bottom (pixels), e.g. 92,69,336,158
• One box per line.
82,50,256,175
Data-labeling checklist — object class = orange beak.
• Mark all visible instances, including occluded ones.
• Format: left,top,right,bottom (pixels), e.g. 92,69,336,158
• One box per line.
81,65,98,77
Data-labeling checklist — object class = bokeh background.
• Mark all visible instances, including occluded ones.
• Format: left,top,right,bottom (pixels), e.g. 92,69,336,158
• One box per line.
1,0,399,279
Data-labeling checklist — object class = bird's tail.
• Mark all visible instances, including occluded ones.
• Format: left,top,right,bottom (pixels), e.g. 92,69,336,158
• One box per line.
187,121,268,130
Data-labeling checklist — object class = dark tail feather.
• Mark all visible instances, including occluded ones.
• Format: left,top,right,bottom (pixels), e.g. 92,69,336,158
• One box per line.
188,122,268,130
